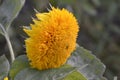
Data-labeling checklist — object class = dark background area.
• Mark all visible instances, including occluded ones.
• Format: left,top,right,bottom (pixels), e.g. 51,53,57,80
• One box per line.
0,0,120,80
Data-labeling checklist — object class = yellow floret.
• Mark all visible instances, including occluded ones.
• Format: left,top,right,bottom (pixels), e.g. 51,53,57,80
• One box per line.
24,7,79,70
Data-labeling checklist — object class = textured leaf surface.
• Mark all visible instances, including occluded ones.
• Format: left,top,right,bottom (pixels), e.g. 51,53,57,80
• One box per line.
60,71,86,80
0,55,10,80
0,0,25,28
9,55,29,80
67,44,107,80
10,55,87,80
10,44,107,80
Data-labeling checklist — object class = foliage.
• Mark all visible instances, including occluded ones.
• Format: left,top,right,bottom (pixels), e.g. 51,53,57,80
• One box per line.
0,55,10,80
48,0,120,79
67,45,106,80
0,0,119,80
9,45,106,80
0,0,25,29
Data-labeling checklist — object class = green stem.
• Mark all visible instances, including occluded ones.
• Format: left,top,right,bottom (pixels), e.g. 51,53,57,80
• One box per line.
0,24,15,62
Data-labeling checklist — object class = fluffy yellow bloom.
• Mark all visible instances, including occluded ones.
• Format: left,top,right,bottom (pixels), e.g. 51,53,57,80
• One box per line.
4,77,8,80
24,7,79,70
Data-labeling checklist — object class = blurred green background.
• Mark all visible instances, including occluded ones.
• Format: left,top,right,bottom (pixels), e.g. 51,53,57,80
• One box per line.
0,0,120,80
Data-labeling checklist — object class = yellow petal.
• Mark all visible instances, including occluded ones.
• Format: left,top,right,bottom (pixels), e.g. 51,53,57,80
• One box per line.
24,7,79,70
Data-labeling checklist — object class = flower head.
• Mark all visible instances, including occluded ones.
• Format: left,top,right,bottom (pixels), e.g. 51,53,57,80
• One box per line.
4,77,8,80
24,7,79,70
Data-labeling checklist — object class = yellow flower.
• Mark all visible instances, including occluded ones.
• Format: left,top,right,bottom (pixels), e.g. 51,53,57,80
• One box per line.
24,7,79,70
4,77,8,80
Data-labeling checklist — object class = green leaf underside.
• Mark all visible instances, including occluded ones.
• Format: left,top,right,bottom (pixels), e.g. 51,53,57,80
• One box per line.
10,55,87,80
67,44,107,80
0,0,25,28
0,55,10,80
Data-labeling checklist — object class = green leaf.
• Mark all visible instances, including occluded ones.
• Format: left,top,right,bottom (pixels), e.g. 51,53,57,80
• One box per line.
10,45,107,80
9,55,29,80
0,0,25,29
60,71,86,80
14,66,75,80
0,55,10,80
10,55,86,80
67,44,107,80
